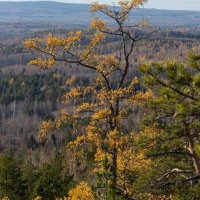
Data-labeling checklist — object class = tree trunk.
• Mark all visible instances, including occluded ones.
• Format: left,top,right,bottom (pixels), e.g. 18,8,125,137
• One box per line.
185,123,200,175
188,135,200,175
112,147,117,198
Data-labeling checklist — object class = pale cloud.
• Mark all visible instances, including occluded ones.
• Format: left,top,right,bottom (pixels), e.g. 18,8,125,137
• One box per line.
56,0,200,11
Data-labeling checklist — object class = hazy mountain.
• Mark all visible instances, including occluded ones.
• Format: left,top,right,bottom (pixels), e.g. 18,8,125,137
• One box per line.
0,1,200,26
0,1,200,38
0,1,91,24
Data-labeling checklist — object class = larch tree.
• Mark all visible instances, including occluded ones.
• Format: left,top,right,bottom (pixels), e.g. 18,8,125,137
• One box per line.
25,0,157,199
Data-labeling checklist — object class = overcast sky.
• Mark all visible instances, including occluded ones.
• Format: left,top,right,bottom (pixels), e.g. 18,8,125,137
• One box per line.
0,0,200,11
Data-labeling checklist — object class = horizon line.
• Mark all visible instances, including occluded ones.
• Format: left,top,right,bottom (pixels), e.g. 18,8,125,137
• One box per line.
0,0,200,12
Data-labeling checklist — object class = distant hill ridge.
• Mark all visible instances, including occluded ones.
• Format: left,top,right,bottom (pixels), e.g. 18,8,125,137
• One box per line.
0,1,200,27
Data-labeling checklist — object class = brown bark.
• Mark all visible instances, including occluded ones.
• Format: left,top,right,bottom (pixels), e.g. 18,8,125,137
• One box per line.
185,123,200,175
188,135,200,175
112,147,117,187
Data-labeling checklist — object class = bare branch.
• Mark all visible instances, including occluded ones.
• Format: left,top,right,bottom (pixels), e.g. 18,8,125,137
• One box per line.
157,168,192,182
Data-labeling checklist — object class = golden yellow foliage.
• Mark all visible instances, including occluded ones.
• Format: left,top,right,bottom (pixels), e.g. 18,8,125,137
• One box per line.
90,0,146,22
66,76,76,85
38,120,53,138
67,182,94,200
90,17,107,31
79,32,105,60
90,2,108,13
55,109,80,131
76,103,96,113
1,197,9,200
62,87,81,103
130,89,153,105
24,37,42,49
92,108,111,120
33,196,42,200
91,131,151,196
29,57,56,69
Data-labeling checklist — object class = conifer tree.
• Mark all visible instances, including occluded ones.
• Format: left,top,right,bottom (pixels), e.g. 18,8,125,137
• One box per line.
0,152,26,200
139,52,200,199
32,155,73,200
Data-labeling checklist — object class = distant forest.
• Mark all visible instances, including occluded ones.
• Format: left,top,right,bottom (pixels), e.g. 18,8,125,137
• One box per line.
0,10,200,156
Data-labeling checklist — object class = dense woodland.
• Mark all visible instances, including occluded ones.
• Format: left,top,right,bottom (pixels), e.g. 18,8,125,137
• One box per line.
0,0,200,199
